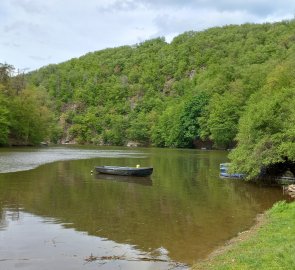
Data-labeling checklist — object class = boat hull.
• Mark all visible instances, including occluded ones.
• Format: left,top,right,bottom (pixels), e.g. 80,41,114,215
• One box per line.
95,166,153,177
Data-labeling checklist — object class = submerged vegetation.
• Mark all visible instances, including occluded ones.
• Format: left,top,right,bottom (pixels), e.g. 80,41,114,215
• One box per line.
1,19,295,179
193,201,295,270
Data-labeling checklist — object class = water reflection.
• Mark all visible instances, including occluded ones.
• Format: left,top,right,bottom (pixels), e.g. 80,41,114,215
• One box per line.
0,147,287,268
0,210,185,270
95,174,153,186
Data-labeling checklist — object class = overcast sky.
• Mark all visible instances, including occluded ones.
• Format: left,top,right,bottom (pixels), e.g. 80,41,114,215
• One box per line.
1,0,294,71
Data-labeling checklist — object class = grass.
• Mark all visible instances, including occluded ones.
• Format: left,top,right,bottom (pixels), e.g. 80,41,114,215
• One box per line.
192,201,295,270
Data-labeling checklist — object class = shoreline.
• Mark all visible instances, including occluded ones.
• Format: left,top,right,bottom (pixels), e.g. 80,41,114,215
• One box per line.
195,212,267,267
192,200,295,270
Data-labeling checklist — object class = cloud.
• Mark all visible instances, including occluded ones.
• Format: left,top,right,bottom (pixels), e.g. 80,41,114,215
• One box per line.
136,0,295,16
3,21,44,35
2,42,20,48
97,0,143,12
0,0,294,70
29,55,52,61
11,0,47,14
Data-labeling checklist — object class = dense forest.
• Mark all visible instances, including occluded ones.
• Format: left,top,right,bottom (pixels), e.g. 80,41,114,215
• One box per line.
1,20,295,178
0,63,54,146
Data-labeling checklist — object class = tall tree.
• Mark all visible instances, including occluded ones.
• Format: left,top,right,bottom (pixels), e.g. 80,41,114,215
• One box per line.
229,58,295,179
0,91,9,145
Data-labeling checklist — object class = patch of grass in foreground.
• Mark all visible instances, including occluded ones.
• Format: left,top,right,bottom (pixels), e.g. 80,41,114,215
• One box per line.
193,201,295,270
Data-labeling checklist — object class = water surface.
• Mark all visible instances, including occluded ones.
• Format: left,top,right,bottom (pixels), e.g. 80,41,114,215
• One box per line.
0,146,286,269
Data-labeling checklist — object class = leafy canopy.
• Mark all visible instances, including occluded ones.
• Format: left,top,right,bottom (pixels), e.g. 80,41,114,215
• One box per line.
229,57,295,178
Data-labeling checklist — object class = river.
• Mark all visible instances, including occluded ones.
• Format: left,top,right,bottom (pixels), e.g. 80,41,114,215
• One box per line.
0,146,286,269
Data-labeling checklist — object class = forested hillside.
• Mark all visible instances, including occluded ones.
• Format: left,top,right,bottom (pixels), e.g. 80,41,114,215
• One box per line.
1,20,295,177
27,20,295,151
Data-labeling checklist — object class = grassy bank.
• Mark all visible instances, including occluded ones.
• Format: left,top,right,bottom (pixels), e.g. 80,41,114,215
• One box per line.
193,201,295,270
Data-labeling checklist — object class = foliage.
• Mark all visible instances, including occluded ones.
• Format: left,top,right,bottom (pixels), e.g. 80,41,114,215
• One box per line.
229,56,295,178
1,19,295,182
152,91,209,147
9,87,53,145
0,64,54,145
26,20,295,149
151,100,183,147
199,81,246,148
126,111,153,144
0,90,10,145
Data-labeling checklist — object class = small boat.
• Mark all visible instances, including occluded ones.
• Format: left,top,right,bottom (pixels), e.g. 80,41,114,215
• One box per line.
95,166,153,177
220,163,245,179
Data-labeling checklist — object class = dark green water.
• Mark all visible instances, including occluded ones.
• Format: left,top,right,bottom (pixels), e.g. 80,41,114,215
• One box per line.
0,146,286,269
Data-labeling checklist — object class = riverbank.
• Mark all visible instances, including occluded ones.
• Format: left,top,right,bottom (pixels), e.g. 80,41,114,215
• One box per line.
192,200,295,270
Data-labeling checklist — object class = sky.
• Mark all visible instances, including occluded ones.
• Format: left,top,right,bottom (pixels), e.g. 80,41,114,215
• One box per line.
1,0,294,72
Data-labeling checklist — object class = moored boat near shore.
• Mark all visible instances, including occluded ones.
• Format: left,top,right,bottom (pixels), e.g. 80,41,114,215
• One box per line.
95,166,153,177
220,163,245,179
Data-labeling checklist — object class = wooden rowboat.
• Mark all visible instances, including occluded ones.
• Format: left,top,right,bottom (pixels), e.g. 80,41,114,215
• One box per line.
95,166,153,177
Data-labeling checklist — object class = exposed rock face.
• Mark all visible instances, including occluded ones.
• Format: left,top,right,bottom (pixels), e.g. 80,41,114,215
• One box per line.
126,141,140,147
286,185,295,198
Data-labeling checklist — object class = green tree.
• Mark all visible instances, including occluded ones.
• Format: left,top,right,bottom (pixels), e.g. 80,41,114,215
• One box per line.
127,112,152,144
199,82,245,148
230,58,295,179
0,90,9,145
178,92,209,147
9,87,53,145
0,63,14,89
24,19,295,148
101,114,128,145
151,102,183,147
69,106,103,144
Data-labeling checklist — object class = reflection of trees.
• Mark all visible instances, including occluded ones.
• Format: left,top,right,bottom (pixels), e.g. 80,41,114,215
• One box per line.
0,207,6,229
0,205,22,230
0,149,285,264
